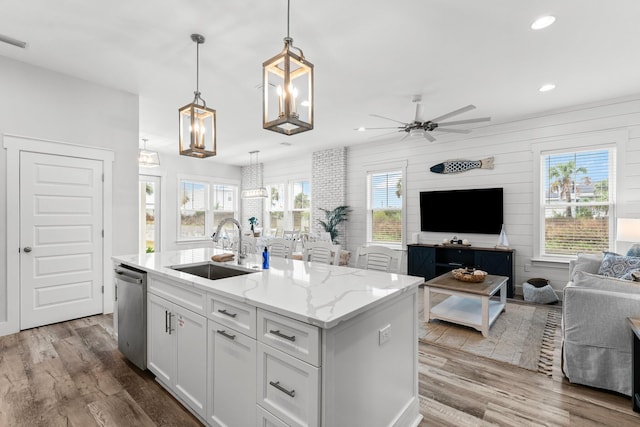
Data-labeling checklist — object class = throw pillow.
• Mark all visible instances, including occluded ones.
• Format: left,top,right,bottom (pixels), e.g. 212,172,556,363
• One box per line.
597,252,640,278
570,253,603,282
572,271,640,294
620,269,640,281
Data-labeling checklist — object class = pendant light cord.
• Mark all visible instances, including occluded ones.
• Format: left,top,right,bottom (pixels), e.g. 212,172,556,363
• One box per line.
193,36,207,107
286,0,290,39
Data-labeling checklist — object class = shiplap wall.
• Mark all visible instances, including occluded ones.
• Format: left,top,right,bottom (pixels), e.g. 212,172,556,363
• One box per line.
345,95,640,297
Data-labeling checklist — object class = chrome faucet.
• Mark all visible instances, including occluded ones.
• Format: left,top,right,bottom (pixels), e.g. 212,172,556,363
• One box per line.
211,218,244,263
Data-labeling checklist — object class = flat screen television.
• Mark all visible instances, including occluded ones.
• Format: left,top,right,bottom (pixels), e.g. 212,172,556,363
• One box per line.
420,187,503,234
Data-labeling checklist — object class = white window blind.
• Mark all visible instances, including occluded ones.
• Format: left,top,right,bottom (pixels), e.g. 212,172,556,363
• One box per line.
369,171,403,244
541,148,614,255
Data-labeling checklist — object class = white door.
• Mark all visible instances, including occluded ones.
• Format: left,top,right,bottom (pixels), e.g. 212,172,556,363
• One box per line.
20,151,104,329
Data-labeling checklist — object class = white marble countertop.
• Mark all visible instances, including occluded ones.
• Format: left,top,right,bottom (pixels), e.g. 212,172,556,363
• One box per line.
112,247,422,329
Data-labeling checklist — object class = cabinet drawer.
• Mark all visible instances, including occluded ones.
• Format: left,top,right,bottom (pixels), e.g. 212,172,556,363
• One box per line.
257,343,320,427
148,275,206,315
208,294,257,338
257,405,290,427
258,309,320,366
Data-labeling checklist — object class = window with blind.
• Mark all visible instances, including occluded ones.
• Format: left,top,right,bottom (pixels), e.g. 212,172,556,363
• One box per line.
178,178,238,240
179,180,208,239
212,184,236,227
266,183,285,235
290,180,310,232
368,171,403,245
541,147,615,256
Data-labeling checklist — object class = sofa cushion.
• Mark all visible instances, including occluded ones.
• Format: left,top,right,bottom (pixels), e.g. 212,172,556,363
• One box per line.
573,270,640,294
598,252,640,278
570,253,603,282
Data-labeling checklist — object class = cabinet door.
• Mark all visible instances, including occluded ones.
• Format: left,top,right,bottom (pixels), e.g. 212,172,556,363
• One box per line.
147,293,175,386
475,251,513,297
407,246,435,280
208,320,257,427
174,304,208,418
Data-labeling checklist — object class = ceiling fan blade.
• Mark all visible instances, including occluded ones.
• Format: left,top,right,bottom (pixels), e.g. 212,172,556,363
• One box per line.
430,105,476,123
424,132,437,142
353,126,403,130
369,114,408,125
368,130,405,140
437,117,491,126
434,128,471,134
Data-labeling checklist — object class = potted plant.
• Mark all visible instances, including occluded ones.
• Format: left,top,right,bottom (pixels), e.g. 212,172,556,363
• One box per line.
248,217,259,236
318,206,351,244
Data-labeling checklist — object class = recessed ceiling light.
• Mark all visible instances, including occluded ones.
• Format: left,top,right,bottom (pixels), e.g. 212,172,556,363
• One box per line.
531,15,556,30
539,83,556,92
280,142,292,146
357,127,366,132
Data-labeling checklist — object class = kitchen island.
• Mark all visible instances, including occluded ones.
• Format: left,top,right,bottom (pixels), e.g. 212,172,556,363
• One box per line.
113,247,423,427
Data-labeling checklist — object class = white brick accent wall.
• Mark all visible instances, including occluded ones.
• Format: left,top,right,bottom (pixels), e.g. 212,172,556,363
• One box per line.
241,163,265,233
312,147,347,246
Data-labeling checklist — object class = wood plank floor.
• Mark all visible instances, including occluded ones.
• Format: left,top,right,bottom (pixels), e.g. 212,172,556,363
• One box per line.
1,314,639,426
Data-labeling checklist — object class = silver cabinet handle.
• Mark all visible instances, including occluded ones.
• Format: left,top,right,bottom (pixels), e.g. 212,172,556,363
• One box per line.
269,329,296,342
216,330,236,340
168,313,175,335
23,246,32,253
218,309,237,318
165,310,169,333
269,381,295,398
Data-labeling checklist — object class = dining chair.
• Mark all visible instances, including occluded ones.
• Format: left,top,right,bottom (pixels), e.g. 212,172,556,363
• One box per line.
268,238,294,259
240,235,257,256
282,230,300,241
355,245,403,273
303,241,341,265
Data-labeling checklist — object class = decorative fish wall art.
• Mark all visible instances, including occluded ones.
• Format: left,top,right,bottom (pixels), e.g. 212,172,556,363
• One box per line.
430,157,494,174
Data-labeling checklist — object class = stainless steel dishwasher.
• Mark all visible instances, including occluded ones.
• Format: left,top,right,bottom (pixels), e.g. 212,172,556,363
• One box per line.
114,264,147,370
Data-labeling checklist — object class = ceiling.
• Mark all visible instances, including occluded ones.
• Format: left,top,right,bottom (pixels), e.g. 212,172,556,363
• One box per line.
2,0,640,166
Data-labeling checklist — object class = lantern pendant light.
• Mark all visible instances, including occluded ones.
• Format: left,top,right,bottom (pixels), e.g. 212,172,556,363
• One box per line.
263,0,314,135
241,151,268,199
179,34,217,158
139,138,160,168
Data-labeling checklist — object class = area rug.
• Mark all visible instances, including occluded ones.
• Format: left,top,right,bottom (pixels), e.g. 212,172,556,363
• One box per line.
417,287,562,376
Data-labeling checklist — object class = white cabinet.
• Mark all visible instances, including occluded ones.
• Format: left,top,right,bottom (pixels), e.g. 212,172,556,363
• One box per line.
147,292,207,419
207,319,256,427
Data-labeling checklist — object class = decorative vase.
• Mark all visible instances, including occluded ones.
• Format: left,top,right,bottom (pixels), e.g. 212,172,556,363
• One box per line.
496,224,510,249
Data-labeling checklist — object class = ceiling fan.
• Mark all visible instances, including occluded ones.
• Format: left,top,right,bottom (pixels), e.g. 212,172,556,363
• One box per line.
359,95,491,142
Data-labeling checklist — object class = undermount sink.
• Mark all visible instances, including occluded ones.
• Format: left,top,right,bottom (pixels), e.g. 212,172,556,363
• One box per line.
170,262,256,280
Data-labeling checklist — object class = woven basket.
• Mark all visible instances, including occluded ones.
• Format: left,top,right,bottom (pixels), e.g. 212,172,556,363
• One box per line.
452,268,487,283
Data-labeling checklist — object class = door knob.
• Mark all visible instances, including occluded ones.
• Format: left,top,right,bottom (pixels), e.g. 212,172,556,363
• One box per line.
23,246,32,253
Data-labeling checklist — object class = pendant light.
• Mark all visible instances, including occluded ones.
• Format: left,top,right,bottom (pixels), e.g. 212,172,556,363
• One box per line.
241,151,268,199
179,34,217,158
262,0,314,135
139,138,160,168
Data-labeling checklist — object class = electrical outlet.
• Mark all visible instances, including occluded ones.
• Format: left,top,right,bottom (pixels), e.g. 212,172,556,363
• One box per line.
524,263,531,272
379,324,391,345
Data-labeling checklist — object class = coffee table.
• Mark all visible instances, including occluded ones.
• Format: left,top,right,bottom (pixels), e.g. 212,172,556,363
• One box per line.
424,271,508,337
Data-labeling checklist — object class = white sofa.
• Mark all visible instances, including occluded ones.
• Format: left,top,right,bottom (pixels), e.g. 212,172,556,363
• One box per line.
562,254,640,396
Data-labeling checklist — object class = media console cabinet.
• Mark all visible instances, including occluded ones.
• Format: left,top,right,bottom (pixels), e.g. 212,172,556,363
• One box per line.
407,244,515,298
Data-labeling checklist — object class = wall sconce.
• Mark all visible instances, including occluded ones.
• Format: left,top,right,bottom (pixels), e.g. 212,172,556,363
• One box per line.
179,34,217,158
263,0,314,135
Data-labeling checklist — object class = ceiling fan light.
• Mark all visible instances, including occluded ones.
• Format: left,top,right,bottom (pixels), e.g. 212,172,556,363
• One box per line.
409,128,424,138
539,83,556,92
531,15,556,30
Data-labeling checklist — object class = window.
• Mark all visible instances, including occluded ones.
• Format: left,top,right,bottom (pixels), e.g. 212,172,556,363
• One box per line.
140,175,161,253
266,183,285,235
290,180,311,232
368,170,403,246
178,178,238,240
540,147,615,256
266,180,311,235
